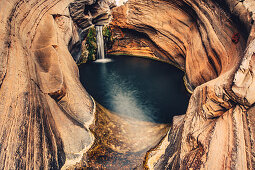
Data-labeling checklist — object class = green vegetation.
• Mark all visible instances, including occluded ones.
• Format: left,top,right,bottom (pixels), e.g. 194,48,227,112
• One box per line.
77,26,115,65
103,26,115,50
86,26,97,61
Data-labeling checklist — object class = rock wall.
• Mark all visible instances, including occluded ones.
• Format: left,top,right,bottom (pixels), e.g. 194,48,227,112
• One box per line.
109,0,253,88
0,0,114,169
108,0,255,169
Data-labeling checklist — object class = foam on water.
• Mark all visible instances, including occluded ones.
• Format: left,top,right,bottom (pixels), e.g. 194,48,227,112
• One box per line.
94,58,112,63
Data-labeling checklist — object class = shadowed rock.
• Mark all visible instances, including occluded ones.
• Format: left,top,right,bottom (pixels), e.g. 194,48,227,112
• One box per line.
69,0,116,28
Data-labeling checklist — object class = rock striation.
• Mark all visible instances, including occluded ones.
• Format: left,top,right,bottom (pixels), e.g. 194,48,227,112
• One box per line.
0,0,114,169
109,0,253,88
0,0,165,169
69,0,115,28
108,0,255,169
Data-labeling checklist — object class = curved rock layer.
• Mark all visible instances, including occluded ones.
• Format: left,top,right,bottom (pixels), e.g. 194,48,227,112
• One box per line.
0,0,169,169
108,0,255,169
109,0,253,88
69,0,116,28
0,0,97,169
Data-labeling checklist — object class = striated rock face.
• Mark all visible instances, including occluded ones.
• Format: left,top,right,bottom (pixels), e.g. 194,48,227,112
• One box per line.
109,0,255,169
109,0,252,88
0,0,166,169
69,0,116,29
0,0,115,169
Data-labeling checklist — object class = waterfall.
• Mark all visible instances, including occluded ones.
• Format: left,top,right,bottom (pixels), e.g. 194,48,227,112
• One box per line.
96,25,105,59
94,25,111,63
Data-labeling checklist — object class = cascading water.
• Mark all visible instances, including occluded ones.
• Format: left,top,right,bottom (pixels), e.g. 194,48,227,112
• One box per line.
95,25,112,63
96,25,105,59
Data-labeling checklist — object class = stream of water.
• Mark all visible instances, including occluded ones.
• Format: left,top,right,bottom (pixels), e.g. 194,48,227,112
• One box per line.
96,25,105,60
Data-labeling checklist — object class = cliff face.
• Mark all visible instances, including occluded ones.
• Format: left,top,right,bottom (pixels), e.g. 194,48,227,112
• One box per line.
0,0,164,169
109,0,253,88
69,0,116,28
109,0,255,169
0,0,114,169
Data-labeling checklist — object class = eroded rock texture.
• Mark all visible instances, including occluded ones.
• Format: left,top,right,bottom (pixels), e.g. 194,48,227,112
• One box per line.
108,0,255,169
69,0,115,28
110,0,253,88
0,0,113,169
0,0,165,169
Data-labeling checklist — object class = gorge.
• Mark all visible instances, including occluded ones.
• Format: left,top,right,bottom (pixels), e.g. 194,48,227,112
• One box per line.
0,0,254,169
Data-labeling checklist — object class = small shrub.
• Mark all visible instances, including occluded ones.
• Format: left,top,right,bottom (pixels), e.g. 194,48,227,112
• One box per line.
103,26,115,49
86,27,97,61
78,25,115,64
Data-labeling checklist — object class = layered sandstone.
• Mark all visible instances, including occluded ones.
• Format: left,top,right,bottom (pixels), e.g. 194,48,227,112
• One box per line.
108,0,255,169
0,0,169,169
109,0,252,88
0,0,114,169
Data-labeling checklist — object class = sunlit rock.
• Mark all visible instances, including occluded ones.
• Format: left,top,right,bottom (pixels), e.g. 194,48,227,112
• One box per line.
107,0,255,169
0,0,254,169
